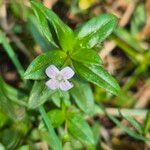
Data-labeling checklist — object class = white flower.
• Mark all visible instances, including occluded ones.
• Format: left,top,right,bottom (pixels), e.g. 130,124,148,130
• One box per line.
45,65,75,91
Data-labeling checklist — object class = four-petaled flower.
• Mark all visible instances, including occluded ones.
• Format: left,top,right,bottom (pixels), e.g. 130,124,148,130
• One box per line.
45,65,75,91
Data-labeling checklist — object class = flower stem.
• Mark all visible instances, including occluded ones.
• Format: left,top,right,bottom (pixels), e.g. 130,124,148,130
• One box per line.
39,105,62,150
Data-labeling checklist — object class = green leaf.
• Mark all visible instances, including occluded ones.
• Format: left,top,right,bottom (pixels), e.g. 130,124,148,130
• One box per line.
1,129,21,149
70,79,94,114
17,145,30,150
0,77,26,121
120,112,143,134
0,77,27,103
47,109,65,128
24,50,67,80
31,2,58,48
67,113,95,145
60,91,71,107
31,1,75,51
51,92,61,107
39,109,65,128
71,48,102,65
51,90,71,107
0,111,9,129
114,27,145,52
75,14,117,48
28,81,55,109
108,114,149,141
143,111,150,135
73,61,120,95
40,131,62,150
92,122,101,146
131,4,146,35
28,16,56,52
0,90,25,121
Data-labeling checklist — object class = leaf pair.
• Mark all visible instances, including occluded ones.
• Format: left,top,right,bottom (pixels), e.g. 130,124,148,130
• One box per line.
31,1,75,51
40,108,95,146
25,1,120,95
24,49,120,95
31,1,118,51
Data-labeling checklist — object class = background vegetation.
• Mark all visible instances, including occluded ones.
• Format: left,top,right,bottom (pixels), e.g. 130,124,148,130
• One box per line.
0,0,150,149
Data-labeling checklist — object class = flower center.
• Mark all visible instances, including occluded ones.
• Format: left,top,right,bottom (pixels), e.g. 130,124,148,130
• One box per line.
55,74,64,82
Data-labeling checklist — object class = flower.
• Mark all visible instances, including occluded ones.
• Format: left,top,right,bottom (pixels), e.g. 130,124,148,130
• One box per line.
45,65,75,91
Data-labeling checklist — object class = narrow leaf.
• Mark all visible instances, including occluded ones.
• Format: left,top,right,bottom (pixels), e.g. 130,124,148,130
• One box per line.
24,50,67,80
120,112,143,134
31,2,58,48
28,81,55,109
70,79,94,114
73,61,120,95
143,111,150,135
67,113,95,145
31,1,75,51
108,114,149,141
28,16,56,52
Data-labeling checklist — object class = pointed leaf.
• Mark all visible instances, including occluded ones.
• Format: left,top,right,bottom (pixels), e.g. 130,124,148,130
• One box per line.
71,48,102,65
31,1,75,51
108,114,149,141
28,81,55,109
70,79,94,114
120,112,143,134
67,113,95,145
75,14,117,48
28,16,57,52
31,2,58,48
24,50,67,80
73,61,120,95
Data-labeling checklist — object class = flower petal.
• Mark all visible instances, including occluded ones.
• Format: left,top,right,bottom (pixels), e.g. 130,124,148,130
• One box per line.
46,79,59,90
59,80,73,91
45,65,59,78
60,66,74,79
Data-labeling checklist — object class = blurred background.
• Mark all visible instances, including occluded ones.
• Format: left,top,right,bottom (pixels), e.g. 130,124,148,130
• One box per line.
0,0,150,149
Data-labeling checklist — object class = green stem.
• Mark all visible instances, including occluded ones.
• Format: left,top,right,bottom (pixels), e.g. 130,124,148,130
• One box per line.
111,34,140,63
106,108,147,118
122,66,145,92
0,30,25,80
94,106,148,118
39,105,62,150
